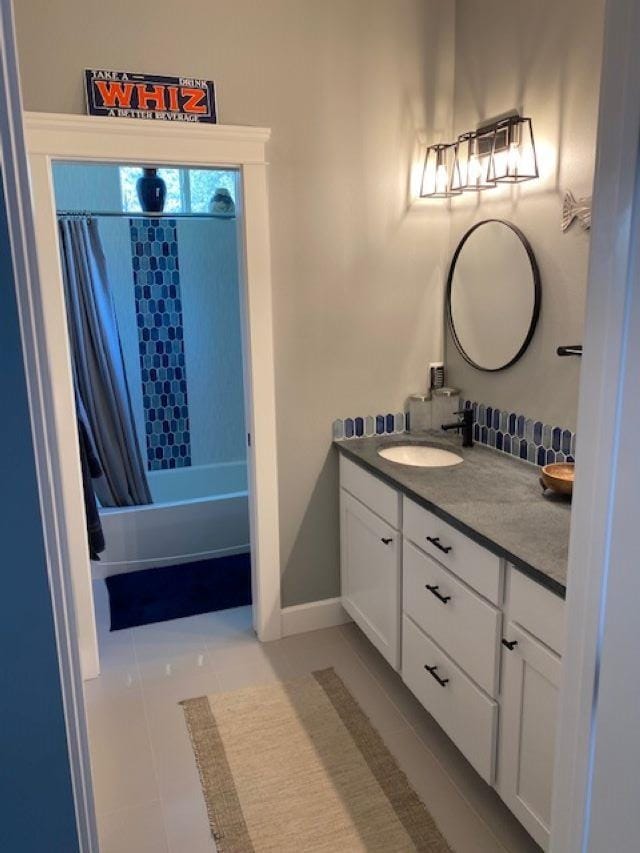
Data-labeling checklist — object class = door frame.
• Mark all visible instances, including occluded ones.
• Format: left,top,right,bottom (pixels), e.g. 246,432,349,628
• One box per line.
550,0,640,849
22,111,282,679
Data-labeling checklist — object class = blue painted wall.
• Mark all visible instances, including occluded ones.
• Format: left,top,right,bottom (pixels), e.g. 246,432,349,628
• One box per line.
0,173,79,850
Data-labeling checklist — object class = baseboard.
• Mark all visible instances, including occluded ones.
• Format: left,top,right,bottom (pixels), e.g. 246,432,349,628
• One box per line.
281,597,352,637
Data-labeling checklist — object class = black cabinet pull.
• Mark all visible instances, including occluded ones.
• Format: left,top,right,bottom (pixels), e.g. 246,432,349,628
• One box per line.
424,664,449,687
381,537,393,545
426,535,452,554
502,638,518,651
425,584,451,604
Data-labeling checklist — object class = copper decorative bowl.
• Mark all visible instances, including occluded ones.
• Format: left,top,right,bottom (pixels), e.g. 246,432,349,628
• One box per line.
540,462,575,496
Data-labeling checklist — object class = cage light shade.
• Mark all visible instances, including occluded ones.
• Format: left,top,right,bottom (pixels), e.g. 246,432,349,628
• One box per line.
420,143,461,198
488,117,538,183
451,131,495,192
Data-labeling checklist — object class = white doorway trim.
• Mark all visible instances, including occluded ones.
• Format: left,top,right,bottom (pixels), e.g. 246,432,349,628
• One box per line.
550,1,640,850
23,112,282,679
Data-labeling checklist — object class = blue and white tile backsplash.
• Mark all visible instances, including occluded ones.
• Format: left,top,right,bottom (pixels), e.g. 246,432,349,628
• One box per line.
130,218,192,471
333,411,409,441
460,399,576,466
332,398,575,468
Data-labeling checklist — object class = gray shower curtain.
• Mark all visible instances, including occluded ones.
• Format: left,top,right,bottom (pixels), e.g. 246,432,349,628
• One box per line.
58,217,152,507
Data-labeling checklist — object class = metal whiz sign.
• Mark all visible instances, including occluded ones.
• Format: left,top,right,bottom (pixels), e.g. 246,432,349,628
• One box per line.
84,69,217,123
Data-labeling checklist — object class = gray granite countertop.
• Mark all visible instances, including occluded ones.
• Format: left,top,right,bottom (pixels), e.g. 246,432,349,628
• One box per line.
335,432,571,597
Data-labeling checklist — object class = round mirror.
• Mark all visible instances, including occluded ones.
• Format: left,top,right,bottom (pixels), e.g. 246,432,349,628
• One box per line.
447,219,541,371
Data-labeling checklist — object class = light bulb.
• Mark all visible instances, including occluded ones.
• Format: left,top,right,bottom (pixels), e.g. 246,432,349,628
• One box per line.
468,154,482,183
507,141,520,174
435,163,449,195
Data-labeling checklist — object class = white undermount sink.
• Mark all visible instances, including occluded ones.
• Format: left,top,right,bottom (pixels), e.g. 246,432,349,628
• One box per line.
377,445,463,468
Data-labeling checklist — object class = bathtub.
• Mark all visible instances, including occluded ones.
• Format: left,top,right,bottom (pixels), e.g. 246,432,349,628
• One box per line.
93,461,250,577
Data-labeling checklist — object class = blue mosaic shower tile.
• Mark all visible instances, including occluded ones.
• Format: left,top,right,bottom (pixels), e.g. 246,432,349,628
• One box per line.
130,218,191,471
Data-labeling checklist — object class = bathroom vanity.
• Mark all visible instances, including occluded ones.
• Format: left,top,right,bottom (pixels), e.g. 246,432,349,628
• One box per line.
337,434,570,851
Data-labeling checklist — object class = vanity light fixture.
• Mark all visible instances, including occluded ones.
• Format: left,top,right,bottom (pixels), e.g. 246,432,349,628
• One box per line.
421,113,539,200
420,142,461,198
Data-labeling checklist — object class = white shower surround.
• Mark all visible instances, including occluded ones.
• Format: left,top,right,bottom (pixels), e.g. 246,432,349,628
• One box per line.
94,461,250,577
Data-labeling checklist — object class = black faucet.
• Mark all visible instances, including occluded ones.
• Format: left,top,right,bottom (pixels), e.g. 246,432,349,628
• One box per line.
441,408,474,447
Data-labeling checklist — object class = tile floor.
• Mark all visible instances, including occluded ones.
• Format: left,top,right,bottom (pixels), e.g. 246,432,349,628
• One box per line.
86,581,541,852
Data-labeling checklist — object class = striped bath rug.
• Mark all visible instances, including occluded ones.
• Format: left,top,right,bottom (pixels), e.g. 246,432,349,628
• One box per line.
180,668,452,852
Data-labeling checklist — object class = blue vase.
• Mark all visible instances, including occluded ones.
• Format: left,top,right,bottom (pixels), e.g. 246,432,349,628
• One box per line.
136,168,166,213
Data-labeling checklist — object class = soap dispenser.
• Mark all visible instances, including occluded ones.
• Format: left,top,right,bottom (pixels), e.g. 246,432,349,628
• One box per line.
408,393,432,433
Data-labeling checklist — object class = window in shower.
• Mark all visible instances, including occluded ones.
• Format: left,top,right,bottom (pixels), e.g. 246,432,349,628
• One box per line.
119,166,236,214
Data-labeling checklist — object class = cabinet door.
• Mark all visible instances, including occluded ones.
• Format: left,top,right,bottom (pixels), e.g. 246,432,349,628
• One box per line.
340,489,400,669
498,622,561,851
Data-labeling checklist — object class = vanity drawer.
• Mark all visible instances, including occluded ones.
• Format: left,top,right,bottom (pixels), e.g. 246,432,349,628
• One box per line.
403,540,501,696
507,566,565,656
340,455,400,529
402,615,498,783
403,496,502,604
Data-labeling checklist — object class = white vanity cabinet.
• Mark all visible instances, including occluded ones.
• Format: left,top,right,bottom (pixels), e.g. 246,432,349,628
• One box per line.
338,454,565,848
339,456,402,669
497,570,565,851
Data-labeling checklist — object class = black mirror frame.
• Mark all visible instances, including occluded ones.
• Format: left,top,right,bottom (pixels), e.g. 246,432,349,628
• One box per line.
446,218,541,372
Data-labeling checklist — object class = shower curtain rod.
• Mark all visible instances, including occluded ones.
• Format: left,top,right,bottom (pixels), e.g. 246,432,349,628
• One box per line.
56,210,236,221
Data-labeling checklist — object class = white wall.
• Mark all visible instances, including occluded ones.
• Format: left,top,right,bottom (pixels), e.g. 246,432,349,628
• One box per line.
445,0,605,431
17,0,454,605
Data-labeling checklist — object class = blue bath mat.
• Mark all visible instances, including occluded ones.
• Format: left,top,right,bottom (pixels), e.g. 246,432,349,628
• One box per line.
105,552,252,630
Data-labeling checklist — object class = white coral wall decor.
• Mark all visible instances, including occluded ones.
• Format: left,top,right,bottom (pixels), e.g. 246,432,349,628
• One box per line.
562,191,592,231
